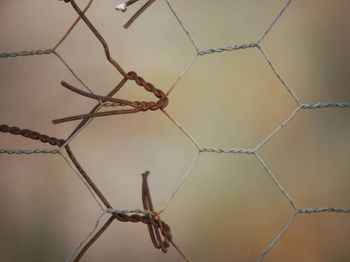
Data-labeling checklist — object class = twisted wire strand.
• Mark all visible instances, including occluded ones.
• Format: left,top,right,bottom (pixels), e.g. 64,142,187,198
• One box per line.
70,172,187,262
73,213,173,261
1,0,183,260
301,102,350,109
53,71,169,124
0,123,106,211
198,43,258,56
200,147,255,154
0,148,58,154
0,49,52,58
0,0,93,59
66,207,164,262
299,207,350,214
258,206,350,261
0,124,65,147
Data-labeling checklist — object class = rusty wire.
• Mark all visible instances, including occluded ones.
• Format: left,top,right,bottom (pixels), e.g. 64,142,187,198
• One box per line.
0,125,187,261
115,0,156,28
1,0,350,261
0,0,183,260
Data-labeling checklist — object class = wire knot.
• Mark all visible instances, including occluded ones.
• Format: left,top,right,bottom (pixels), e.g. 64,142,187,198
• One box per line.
128,71,169,110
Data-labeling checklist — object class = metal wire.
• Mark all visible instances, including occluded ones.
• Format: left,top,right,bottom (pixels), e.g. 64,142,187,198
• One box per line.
1,0,349,261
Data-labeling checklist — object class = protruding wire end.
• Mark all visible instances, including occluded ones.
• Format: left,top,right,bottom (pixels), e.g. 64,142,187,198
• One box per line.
115,0,140,12
142,170,150,179
116,3,127,12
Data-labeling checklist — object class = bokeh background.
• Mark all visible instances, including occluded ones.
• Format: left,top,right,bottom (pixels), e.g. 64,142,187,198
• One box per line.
1,0,350,261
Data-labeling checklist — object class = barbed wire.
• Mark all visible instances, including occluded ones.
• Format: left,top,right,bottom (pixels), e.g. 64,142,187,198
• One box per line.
1,0,349,261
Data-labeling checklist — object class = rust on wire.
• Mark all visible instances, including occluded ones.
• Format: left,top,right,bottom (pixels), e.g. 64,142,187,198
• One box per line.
0,124,65,147
0,124,112,211
67,77,129,140
73,171,189,262
53,0,168,125
64,0,128,78
116,0,140,12
123,0,156,29
2,0,350,261
0,124,189,260
73,216,115,262
115,0,156,28
142,171,170,252
52,72,168,124
65,145,113,210
1,0,182,260
0,2,178,260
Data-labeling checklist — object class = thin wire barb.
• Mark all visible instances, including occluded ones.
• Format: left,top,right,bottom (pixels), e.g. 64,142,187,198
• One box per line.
199,43,257,56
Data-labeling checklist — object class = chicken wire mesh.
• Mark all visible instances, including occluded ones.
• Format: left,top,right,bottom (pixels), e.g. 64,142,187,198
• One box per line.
1,0,350,261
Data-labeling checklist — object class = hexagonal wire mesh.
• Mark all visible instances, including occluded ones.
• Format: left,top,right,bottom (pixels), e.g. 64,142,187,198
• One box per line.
1,0,350,261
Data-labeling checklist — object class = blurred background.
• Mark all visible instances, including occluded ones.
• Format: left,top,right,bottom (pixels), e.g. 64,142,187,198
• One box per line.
0,0,350,261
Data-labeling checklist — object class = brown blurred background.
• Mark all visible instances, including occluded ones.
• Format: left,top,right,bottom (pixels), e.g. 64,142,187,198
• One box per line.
1,0,350,261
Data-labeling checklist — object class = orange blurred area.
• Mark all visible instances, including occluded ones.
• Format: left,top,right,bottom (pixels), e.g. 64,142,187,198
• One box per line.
0,0,350,261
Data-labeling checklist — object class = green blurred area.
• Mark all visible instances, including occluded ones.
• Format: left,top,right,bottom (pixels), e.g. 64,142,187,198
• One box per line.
0,0,350,261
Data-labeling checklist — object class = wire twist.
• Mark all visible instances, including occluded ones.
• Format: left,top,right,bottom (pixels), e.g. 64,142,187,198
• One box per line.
0,124,65,147
0,49,52,58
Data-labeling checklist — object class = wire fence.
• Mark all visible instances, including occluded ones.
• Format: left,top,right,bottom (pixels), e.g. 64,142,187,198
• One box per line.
1,0,350,261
